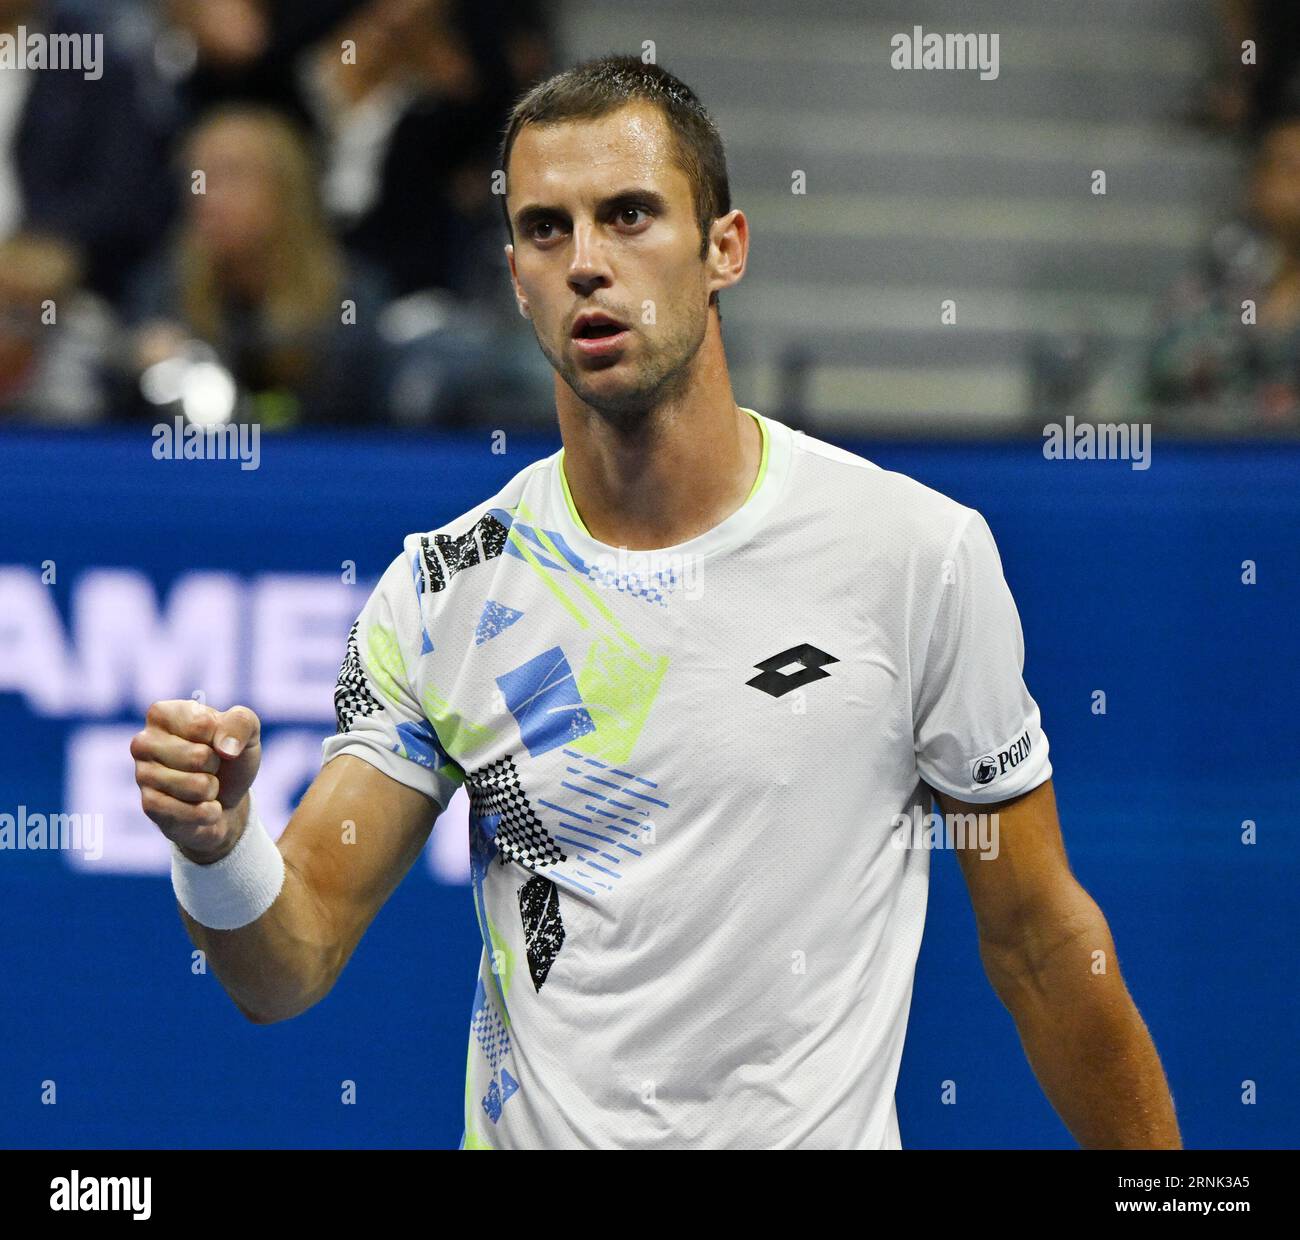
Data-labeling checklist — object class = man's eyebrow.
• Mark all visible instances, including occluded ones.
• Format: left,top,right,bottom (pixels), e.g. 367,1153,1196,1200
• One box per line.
513,188,670,231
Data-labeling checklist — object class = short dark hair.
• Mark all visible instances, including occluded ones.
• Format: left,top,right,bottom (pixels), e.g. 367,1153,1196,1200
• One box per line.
497,53,731,268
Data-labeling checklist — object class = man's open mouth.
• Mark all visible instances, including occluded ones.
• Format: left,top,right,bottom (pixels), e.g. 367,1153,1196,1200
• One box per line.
572,313,630,339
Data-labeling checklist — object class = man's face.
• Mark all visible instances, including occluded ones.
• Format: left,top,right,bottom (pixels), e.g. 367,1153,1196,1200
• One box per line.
505,102,716,421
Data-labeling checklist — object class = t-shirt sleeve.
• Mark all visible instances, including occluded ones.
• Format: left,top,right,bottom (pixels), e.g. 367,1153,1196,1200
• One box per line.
320,544,464,810
913,508,1052,803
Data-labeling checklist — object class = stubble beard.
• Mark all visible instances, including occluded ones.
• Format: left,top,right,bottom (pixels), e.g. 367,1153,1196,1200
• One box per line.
534,299,709,433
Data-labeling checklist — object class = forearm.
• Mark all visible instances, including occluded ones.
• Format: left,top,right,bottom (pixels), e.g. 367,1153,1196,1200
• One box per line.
175,798,343,1024
982,899,1181,1149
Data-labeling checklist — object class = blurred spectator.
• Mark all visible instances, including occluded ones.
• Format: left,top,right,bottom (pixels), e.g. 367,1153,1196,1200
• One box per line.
124,105,390,429
0,231,111,424
1145,115,1300,432
1193,2,1300,140
1244,1,1300,141
0,0,175,300
155,0,363,133
291,0,558,429
302,0,553,302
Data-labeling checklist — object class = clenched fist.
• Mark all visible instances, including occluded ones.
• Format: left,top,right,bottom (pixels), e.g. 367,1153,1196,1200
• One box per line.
131,700,262,865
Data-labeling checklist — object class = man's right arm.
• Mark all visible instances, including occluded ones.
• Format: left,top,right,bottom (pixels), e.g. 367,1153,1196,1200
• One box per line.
133,700,440,1024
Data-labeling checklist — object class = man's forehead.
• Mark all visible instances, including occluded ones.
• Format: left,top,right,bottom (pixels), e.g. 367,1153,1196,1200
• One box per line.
510,102,680,190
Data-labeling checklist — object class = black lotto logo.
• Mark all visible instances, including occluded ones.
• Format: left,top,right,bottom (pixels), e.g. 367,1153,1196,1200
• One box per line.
746,644,839,698
971,730,1032,785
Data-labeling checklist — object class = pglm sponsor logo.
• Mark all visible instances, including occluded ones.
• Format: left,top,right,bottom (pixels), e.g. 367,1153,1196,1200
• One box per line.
890,805,1000,859
1042,415,1151,471
589,547,704,601
971,729,1033,787
50,1170,151,1221
0,25,102,80
890,25,1000,80
0,805,102,860
152,414,260,471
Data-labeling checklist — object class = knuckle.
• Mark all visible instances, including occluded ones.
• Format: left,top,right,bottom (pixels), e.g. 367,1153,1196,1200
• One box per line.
188,742,218,772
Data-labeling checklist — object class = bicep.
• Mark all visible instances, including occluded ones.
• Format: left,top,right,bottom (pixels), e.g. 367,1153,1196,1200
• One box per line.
278,754,441,957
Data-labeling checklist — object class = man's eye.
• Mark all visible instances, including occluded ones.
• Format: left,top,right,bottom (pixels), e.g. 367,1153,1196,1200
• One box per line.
618,206,648,226
530,221,556,240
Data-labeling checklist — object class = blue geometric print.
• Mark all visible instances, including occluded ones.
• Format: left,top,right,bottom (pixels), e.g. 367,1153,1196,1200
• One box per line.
499,514,682,607
585,559,680,606
393,718,451,771
536,528,589,573
475,598,524,645
471,976,510,1074
470,972,517,1125
539,749,670,895
502,523,589,574
496,647,596,757
502,523,565,571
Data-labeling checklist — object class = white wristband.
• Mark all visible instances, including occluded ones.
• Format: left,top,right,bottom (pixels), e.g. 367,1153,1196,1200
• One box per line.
170,789,285,930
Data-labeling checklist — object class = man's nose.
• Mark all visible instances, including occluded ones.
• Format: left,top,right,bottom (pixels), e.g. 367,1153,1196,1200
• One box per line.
567,221,612,296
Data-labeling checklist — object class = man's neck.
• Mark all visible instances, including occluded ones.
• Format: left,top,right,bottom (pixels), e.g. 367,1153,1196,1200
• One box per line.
556,387,762,552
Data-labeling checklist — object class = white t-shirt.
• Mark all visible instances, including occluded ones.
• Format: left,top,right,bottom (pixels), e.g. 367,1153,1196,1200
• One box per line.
320,407,1052,1149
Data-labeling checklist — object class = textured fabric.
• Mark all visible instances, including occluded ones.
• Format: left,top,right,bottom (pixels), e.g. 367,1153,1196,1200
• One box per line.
169,789,285,931
320,408,1051,1149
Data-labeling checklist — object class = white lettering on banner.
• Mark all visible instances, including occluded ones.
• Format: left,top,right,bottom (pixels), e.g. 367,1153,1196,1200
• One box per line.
250,576,361,720
66,726,186,874
64,725,471,881
0,567,357,719
74,571,240,715
0,568,75,713
254,728,336,828
65,726,315,873
0,564,471,882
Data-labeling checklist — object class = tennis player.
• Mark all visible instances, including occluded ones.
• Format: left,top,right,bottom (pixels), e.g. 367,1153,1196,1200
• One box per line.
131,55,1181,1150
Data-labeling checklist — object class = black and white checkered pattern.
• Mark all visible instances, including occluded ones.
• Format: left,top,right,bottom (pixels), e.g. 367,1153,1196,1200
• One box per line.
468,755,566,870
334,620,381,733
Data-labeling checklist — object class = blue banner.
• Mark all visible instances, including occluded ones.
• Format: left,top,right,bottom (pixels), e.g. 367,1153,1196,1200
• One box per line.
1,427,1295,1148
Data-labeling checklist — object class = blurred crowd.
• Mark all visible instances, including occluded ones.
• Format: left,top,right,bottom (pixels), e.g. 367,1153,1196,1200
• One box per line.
3,0,1300,435
1145,113,1300,433
1147,0,1300,433
0,0,557,431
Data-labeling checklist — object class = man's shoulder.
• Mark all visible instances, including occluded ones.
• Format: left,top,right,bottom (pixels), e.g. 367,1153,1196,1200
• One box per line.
393,450,557,593
785,423,976,551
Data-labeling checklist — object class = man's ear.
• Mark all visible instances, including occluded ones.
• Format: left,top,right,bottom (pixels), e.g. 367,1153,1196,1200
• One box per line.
704,209,748,304
505,243,531,318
